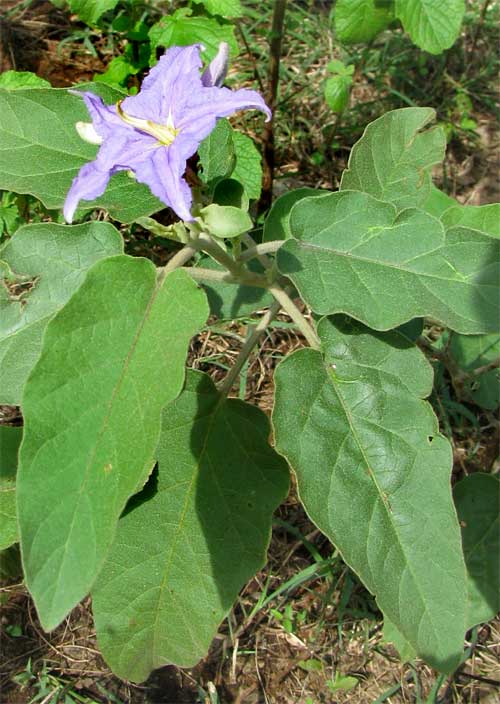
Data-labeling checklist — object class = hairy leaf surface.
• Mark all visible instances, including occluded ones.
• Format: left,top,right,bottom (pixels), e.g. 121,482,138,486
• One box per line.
454,474,500,629
273,316,467,672
92,371,289,681
0,222,122,405
0,87,163,222
277,191,499,333
18,258,208,630
340,108,445,209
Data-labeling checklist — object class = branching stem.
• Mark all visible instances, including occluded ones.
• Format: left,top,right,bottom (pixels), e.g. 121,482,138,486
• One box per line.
239,240,283,263
268,284,321,349
217,298,283,397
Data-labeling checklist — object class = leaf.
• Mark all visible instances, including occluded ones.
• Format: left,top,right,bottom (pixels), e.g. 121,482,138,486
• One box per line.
0,71,51,90
383,614,417,663
441,204,500,238
18,258,208,630
340,108,446,210
277,190,500,334
0,426,22,550
69,0,120,25
193,0,244,18
272,315,468,672
149,8,238,63
92,371,289,681
0,222,123,405
335,0,395,44
263,188,324,243
454,474,500,629
0,86,164,223
200,204,253,239
213,179,249,210
231,131,263,201
421,185,456,219
324,75,352,113
395,0,465,55
198,119,236,190
197,257,273,320
450,332,500,410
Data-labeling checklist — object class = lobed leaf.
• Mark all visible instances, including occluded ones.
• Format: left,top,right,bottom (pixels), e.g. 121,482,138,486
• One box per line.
0,86,163,223
340,107,446,210
18,258,208,630
277,190,500,334
92,371,289,682
272,316,468,672
0,222,123,405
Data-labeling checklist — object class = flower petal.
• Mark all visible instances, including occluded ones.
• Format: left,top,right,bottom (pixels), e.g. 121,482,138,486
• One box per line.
133,145,194,221
63,162,113,223
201,42,229,87
121,45,204,124
179,86,271,142
75,91,123,137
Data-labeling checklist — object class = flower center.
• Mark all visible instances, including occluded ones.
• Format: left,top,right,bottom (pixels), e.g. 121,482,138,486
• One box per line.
116,101,180,146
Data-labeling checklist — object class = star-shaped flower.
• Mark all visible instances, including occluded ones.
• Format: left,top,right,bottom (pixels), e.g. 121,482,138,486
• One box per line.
64,44,270,223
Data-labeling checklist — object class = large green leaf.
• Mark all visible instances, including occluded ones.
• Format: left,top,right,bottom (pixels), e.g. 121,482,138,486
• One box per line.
149,8,238,62
0,425,22,550
441,204,500,238
277,190,500,333
92,371,289,681
450,332,500,410
18,258,208,630
0,222,123,405
340,108,446,210
454,474,500,629
395,0,465,54
0,86,163,222
335,0,395,44
272,316,467,672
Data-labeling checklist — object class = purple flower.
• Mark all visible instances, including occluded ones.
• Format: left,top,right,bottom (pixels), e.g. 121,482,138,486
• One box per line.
64,44,271,223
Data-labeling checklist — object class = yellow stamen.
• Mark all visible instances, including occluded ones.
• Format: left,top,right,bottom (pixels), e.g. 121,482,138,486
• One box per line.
116,100,180,146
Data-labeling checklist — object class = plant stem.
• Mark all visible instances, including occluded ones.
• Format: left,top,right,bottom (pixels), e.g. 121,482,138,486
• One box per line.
218,298,283,397
163,245,198,274
183,266,269,288
239,240,283,263
268,284,321,349
196,233,243,277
